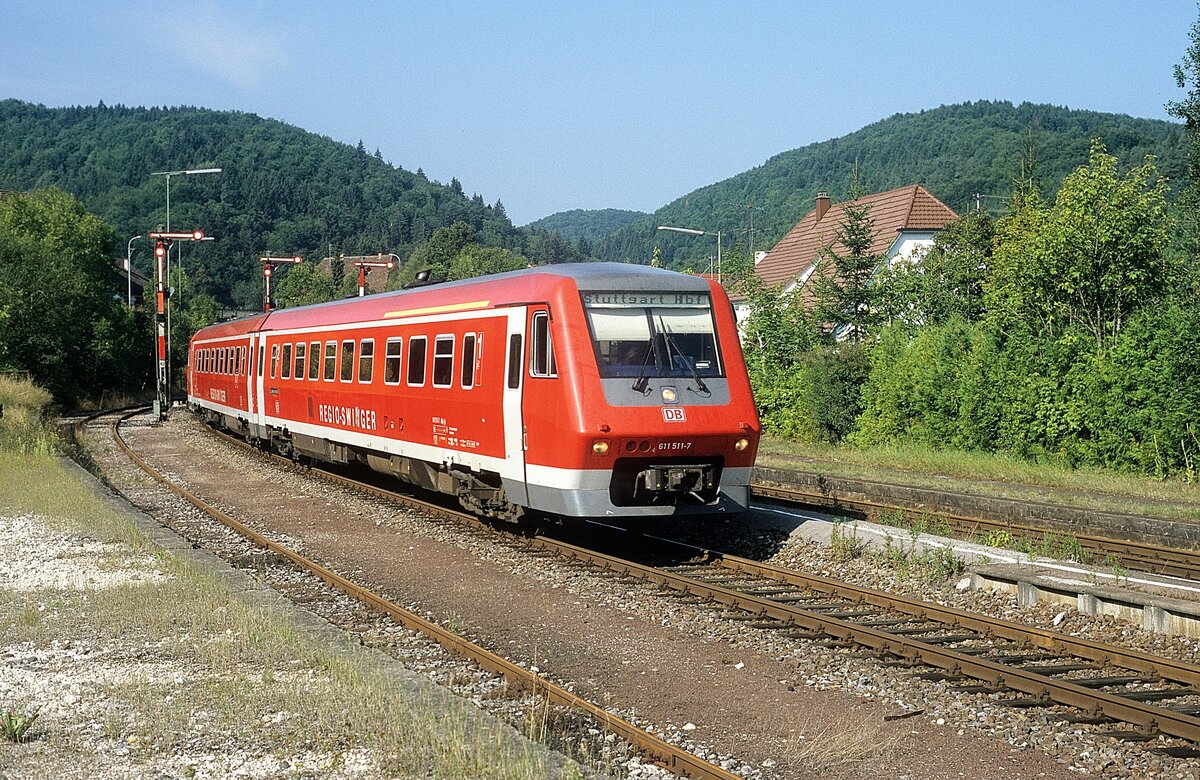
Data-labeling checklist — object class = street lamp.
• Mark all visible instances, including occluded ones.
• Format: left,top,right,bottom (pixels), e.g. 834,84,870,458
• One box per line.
151,165,222,229
657,225,723,283
259,256,303,312
166,235,215,388
148,230,207,421
126,235,142,308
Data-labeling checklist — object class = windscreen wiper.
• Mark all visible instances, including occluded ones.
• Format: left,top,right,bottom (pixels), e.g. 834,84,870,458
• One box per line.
659,324,709,395
630,343,655,394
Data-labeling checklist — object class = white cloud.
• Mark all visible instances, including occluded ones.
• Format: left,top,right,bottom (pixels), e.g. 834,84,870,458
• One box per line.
161,2,289,91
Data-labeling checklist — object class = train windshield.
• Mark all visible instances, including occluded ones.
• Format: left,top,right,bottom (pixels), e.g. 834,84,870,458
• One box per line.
583,292,722,381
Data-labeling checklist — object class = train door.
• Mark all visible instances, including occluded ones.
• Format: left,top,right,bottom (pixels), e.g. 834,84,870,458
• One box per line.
253,333,267,425
502,306,529,505
246,335,258,418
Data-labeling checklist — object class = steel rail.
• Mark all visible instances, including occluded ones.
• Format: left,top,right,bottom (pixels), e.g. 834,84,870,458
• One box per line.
752,482,1200,581
183,417,1200,744
107,411,741,780
527,533,1200,744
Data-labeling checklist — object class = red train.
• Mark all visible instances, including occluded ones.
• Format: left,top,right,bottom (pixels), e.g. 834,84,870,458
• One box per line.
188,263,760,522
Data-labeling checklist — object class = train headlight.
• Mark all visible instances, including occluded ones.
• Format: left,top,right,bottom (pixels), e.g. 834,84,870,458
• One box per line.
734,438,750,452
661,386,678,404
592,440,610,455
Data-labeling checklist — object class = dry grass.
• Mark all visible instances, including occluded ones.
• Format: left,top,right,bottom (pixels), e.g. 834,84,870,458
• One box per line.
782,710,902,775
757,436,1200,522
0,375,58,456
0,451,575,779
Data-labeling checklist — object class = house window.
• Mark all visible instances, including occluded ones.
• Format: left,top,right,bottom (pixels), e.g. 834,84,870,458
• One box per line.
358,339,375,383
432,335,454,387
384,338,402,385
461,334,477,388
407,336,427,386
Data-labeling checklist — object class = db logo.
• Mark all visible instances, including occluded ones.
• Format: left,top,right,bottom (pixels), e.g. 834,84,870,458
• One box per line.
662,407,687,423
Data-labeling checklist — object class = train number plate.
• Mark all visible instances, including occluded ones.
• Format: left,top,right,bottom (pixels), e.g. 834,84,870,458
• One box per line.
662,407,686,423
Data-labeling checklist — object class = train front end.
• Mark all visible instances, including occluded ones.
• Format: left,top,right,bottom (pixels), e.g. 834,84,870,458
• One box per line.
525,267,760,519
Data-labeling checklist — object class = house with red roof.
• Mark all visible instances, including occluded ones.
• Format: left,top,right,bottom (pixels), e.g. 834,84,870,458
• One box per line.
754,185,958,304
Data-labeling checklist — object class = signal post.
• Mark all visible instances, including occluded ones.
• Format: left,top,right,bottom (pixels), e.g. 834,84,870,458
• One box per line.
260,255,303,312
351,255,395,296
148,230,205,421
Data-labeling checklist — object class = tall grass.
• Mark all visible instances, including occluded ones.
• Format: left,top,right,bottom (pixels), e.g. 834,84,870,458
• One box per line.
0,374,58,455
758,436,1200,520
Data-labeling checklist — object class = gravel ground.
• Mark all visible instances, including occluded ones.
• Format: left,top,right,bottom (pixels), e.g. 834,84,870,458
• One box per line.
9,410,1200,779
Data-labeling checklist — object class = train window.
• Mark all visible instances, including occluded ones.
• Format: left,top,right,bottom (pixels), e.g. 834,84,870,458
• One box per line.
238,347,245,376
507,334,522,389
323,341,336,381
270,344,279,379
384,338,403,385
530,313,557,378
294,343,306,380
340,340,355,382
308,342,321,380
582,293,723,380
222,348,230,376
258,345,265,378
461,334,477,388
432,335,454,388
407,336,427,386
281,344,293,379
358,339,375,383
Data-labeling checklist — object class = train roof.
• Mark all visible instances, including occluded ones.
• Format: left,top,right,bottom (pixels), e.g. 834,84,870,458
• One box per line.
195,263,715,339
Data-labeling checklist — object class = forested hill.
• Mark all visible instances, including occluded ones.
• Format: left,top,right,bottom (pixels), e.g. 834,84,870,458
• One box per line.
0,99,522,308
524,208,648,243
596,101,1188,268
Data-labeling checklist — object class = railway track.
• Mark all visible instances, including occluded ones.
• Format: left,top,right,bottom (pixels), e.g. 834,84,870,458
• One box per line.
107,410,1200,767
104,409,742,780
752,482,1200,581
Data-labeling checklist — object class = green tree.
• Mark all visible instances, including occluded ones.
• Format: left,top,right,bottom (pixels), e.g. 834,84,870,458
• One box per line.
446,245,528,281
274,262,340,307
986,140,1170,351
1167,6,1200,264
877,212,993,326
0,189,147,405
811,197,885,342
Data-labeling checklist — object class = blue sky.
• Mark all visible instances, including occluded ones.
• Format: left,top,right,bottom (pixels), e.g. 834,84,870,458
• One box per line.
1,1,1196,224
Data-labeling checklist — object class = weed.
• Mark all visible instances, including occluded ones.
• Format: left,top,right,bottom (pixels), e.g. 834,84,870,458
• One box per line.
1,707,40,743
829,522,867,562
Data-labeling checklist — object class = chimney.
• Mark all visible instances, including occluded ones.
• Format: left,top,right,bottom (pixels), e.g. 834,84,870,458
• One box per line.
815,191,830,221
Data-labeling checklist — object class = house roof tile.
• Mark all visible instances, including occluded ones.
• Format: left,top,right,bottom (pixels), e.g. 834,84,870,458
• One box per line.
754,184,957,290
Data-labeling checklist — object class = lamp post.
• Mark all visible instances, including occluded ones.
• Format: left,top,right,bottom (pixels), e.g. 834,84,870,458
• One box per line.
148,230,207,421
260,256,303,312
166,235,214,389
150,167,222,232
657,225,723,283
126,235,142,308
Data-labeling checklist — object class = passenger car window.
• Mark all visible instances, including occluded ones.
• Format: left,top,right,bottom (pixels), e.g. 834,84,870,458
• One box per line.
358,339,375,383
384,338,402,384
432,335,454,387
530,312,557,377
461,334,477,388
407,337,427,386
